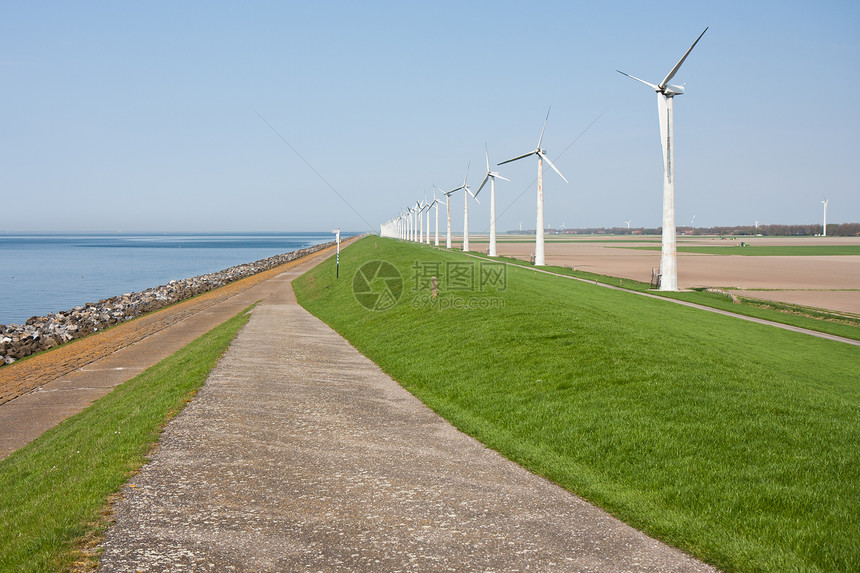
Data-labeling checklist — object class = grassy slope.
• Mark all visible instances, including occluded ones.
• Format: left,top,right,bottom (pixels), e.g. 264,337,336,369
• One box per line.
294,237,859,573
0,306,252,572
488,254,860,341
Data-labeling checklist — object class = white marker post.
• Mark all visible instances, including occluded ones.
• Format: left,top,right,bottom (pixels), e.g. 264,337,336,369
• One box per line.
332,228,341,278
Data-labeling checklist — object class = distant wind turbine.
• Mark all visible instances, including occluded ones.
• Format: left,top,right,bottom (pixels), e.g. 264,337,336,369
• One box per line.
416,200,425,244
476,145,510,257
625,219,632,229
822,198,829,236
424,198,432,245
618,27,708,290
430,193,442,246
447,163,479,252
499,108,568,266
434,185,453,249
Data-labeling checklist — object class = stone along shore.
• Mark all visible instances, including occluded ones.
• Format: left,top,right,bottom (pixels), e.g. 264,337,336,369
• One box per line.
0,242,334,366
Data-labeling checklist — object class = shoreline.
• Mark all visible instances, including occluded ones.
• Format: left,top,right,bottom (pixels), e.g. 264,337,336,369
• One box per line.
0,241,335,366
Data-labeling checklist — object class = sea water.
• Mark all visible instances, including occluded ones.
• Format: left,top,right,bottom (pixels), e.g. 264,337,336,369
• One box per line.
0,232,339,325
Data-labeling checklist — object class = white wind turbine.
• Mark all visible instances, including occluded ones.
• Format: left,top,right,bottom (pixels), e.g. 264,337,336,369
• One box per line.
412,203,421,242
822,198,829,236
416,200,427,244
446,163,479,252
405,206,413,241
617,27,708,291
499,108,568,266
625,219,632,229
430,192,443,246
476,145,510,257
434,185,453,248
425,199,432,245
438,185,455,249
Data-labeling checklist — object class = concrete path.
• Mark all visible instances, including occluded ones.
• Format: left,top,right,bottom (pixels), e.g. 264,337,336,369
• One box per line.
99,265,716,571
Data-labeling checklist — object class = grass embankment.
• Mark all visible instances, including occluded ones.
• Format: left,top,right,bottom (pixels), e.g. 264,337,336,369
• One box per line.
294,236,859,573
486,254,860,341
0,305,252,572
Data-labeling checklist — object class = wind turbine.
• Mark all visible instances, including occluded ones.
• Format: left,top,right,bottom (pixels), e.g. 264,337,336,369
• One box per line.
425,199,432,245
433,185,453,248
404,206,412,241
447,163,479,252
625,219,632,229
430,193,442,246
617,27,707,290
415,201,422,243
499,108,568,266
822,198,829,236
476,145,510,257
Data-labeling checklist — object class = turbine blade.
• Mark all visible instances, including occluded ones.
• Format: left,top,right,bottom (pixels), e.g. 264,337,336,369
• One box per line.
537,106,551,149
495,174,511,182
485,144,490,172
476,174,490,196
617,70,659,90
498,150,536,165
540,152,568,183
659,27,708,89
467,187,480,204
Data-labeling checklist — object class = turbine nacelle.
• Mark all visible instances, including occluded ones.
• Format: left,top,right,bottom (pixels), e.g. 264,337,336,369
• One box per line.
617,27,707,98
663,84,685,97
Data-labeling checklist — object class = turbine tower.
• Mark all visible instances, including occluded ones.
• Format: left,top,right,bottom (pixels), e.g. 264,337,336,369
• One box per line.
416,201,425,244
435,185,453,249
425,199,432,245
476,145,510,257
446,163,478,252
499,108,568,266
431,194,442,246
822,198,829,236
618,27,708,290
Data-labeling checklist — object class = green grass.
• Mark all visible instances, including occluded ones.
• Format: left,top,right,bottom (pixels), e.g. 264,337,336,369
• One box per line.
0,305,252,572
623,245,860,256
481,254,860,341
295,237,860,573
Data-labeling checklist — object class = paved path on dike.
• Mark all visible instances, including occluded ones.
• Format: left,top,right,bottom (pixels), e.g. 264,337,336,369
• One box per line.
0,244,340,460
98,257,716,571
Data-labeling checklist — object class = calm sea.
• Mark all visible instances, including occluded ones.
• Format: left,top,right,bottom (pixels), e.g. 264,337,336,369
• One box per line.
0,232,340,325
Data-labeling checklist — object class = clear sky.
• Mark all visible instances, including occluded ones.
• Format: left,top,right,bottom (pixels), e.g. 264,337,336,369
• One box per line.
2,1,858,233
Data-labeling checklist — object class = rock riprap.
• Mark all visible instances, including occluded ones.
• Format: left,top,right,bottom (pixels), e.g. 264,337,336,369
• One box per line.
0,242,334,366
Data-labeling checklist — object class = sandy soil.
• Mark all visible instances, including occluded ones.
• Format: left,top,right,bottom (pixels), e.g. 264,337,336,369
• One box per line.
452,235,860,315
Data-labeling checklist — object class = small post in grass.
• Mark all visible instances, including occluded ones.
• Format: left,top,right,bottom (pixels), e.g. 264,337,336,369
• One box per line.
331,228,341,278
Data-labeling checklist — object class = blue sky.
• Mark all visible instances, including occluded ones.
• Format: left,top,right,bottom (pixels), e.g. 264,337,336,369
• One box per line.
2,1,858,233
